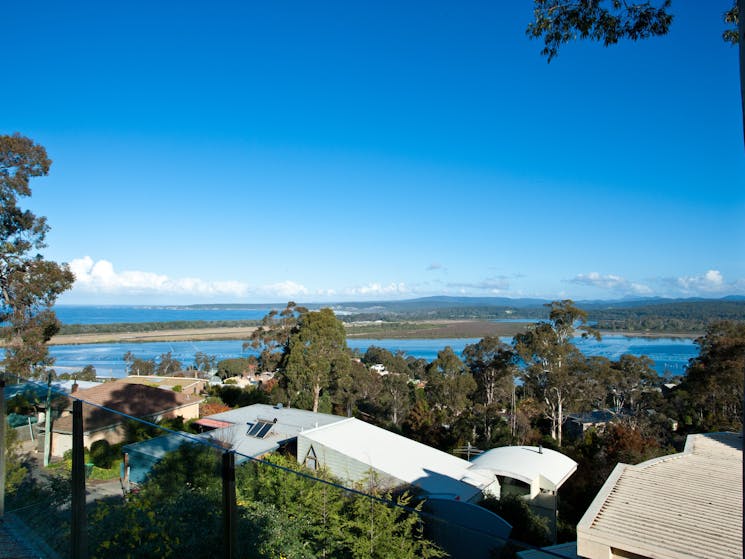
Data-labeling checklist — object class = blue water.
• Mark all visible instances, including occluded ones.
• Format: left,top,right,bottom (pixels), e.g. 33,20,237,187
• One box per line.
47,336,697,378
45,306,698,378
54,305,271,324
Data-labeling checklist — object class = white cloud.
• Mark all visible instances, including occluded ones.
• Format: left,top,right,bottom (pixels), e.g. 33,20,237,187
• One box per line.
570,272,652,295
675,269,727,294
259,280,309,298
446,277,510,293
343,282,409,296
69,256,250,298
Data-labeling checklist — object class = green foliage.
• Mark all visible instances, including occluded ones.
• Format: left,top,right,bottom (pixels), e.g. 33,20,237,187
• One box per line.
3,420,28,494
481,495,551,547
125,354,156,376
172,384,182,392
211,384,270,408
156,351,182,376
88,445,444,558
89,439,114,469
527,0,674,61
283,308,351,413
0,134,75,378
59,364,97,381
363,346,410,376
514,301,596,446
216,356,254,379
463,336,515,407
245,301,307,372
676,320,745,431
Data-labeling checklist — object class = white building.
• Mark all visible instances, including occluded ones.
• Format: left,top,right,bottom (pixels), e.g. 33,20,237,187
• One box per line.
297,417,498,501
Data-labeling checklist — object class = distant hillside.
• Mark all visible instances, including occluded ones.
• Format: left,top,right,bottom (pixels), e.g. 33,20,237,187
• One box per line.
329,296,745,333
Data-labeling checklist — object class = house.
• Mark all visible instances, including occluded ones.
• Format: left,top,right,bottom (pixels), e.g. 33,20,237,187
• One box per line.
117,374,207,396
297,416,512,559
563,410,615,439
50,380,201,457
369,364,388,376
297,417,498,502
577,432,743,559
125,404,512,558
468,445,578,543
194,403,347,460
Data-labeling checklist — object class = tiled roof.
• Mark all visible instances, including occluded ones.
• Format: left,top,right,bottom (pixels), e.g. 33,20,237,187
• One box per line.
54,380,200,434
577,432,743,559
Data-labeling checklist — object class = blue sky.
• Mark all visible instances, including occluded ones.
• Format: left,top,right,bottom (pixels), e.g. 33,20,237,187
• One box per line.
3,1,743,304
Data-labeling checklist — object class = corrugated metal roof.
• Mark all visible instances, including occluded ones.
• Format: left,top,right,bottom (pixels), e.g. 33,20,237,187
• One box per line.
577,432,743,559
300,418,495,501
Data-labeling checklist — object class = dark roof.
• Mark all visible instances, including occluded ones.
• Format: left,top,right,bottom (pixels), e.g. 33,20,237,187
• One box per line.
53,381,199,434
566,410,615,424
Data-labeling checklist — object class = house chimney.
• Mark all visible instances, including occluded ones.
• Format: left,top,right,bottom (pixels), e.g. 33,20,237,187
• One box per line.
538,444,543,454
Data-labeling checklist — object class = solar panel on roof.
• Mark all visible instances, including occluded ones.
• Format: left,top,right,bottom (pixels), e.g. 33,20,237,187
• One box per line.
247,420,274,438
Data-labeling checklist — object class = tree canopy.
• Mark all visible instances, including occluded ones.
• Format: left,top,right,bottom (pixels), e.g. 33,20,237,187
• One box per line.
528,1,745,147
0,134,74,378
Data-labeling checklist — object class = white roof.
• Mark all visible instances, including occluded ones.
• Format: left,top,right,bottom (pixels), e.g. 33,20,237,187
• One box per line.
577,432,743,559
204,404,347,459
468,446,578,491
301,417,495,501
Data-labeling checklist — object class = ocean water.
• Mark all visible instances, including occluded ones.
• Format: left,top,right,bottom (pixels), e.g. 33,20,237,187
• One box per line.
47,335,697,378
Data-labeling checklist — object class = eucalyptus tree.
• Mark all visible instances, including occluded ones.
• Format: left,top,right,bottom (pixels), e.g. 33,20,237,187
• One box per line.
679,320,745,431
156,351,182,376
424,346,476,424
606,354,657,413
463,336,516,408
283,308,350,413
381,373,412,426
514,300,599,446
0,134,74,378
245,301,307,371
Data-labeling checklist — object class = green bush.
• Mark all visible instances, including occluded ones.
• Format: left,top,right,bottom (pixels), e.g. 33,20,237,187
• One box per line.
90,440,113,469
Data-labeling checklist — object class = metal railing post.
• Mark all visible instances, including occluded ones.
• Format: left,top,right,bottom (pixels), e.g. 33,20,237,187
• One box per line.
222,450,237,559
71,399,88,559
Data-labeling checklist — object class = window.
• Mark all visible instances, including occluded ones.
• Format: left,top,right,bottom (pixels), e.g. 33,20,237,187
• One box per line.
247,419,274,438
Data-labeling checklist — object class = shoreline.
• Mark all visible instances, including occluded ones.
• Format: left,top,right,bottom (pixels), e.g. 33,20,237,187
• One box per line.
45,320,701,346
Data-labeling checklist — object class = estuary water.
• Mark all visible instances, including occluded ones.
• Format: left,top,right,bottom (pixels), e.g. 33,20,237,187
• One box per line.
46,306,698,378
48,335,697,378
